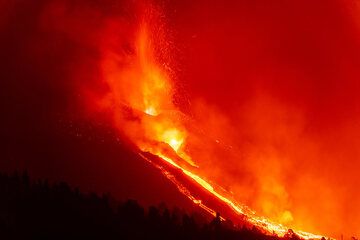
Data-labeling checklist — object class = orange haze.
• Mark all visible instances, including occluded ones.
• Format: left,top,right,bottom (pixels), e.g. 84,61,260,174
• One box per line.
41,0,360,238
5,0,360,238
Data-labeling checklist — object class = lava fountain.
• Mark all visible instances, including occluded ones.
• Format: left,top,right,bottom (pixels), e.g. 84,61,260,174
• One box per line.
97,4,327,240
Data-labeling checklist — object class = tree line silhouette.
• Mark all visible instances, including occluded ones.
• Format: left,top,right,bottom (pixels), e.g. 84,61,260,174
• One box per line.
0,171,305,240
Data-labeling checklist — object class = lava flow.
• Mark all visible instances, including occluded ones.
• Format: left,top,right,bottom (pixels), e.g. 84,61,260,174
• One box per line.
98,5,327,240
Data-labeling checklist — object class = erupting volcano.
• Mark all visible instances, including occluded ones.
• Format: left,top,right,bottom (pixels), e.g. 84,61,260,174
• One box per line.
2,0,360,239
94,3,326,239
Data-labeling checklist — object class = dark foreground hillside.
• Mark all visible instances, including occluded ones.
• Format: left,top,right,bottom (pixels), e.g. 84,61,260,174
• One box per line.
0,172,303,240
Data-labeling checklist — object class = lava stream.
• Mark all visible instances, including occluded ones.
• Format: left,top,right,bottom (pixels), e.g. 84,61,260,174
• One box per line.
138,147,325,240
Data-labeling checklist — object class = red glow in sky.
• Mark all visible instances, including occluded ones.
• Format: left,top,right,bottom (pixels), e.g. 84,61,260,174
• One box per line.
1,0,360,238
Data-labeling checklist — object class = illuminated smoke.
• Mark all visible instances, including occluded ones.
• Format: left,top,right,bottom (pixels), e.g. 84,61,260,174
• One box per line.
95,2,326,239
9,0,359,238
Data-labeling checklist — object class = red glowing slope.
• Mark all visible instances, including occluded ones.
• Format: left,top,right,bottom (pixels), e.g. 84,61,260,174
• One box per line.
137,149,325,240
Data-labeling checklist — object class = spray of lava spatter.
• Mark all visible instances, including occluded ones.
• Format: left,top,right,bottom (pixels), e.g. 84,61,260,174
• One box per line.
98,4,328,240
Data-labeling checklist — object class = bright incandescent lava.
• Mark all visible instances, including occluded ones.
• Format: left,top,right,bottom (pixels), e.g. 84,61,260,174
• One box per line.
98,5,326,240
